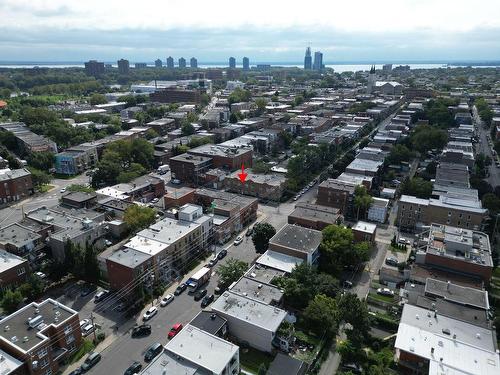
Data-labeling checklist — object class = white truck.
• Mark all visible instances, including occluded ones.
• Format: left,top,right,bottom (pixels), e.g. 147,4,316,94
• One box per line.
186,267,211,293
157,165,170,175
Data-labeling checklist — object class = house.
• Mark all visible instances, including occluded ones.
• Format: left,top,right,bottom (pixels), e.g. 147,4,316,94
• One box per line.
367,197,389,223
268,224,322,265
0,299,82,375
352,221,377,243
288,203,341,230
211,291,287,353
187,144,253,171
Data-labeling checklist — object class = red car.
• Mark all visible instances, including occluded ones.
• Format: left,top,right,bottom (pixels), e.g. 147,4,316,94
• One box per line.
168,323,183,339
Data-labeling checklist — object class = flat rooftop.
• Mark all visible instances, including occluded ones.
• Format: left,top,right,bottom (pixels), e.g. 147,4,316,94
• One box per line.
170,153,212,165
106,247,152,268
245,263,285,284
424,278,489,310
352,221,377,234
189,311,227,336
0,249,26,274
0,349,23,374
124,235,169,256
166,324,238,374
188,143,251,158
318,178,356,193
211,291,287,332
289,203,340,224
395,304,499,375
229,169,286,186
269,224,322,254
230,276,283,305
141,350,208,375
0,299,77,353
256,250,303,274
0,223,41,249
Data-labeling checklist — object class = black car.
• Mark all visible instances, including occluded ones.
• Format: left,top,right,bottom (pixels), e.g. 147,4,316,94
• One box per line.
144,343,163,362
194,289,207,301
174,283,187,296
201,294,215,307
131,324,151,338
245,227,253,236
217,249,227,260
69,369,82,375
208,258,218,267
124,361,142,375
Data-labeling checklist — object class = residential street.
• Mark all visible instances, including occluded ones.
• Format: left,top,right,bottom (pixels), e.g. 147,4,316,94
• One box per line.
474,105,500,187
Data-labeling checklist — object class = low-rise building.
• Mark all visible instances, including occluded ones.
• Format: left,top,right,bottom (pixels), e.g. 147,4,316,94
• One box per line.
169,153,212,185
0,168,33,204
415,223,493,284
0,122,57,154
0,249,29,290
288,202,341,230
0,299,82,375
268,224,322,265
224,169,286,202
316,178,357,216
352,221,377,243
187,144,253,171
367,197,389,223
211,291,287,353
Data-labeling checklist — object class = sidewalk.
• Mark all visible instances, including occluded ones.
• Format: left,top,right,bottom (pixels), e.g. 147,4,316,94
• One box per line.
63,332,117,374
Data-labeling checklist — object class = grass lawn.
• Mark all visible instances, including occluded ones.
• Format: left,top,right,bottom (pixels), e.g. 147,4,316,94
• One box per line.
240,347,274,374
292,330,322,363
39,184,54,193
368,292,395,303
67,339,95,364
389,245,407,253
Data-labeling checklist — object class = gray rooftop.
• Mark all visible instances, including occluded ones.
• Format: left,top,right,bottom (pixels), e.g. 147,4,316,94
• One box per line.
0,168,31,182
106,247,152,268
0,223,41,249
318,178,357,193
424,278,489,310
189,311,227,336
230,276,283,305
289,203,341,224
269,224,322,254
0,299,77,353
140,349,209,375
244,264,285,284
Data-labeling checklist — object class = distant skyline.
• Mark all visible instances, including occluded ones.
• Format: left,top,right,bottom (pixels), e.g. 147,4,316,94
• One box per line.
1,0,500,62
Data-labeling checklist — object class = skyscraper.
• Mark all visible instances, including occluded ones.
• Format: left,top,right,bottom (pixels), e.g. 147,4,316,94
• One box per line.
84,60,104,77
229,57,236,69
117,58,129,74
166,56,174,68
313,51,323,71
155,59,162,68
242,57,249,70
304,47,312,70
190,57,198,68
367,65,377,94
178,57,186,68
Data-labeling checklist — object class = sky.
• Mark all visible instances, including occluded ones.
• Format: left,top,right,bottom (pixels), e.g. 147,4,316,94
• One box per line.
1,0,500,63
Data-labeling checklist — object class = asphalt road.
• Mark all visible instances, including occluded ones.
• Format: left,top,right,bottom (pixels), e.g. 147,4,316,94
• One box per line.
474,105,500,188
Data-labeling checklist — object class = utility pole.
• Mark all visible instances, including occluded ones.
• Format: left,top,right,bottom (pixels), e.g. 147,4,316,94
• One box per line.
89,312,97,343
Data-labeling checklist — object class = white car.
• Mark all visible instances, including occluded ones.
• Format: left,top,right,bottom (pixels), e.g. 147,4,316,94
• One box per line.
82,323,95,336
142,306,158,321
60,188,66,193
160,294,174,307
377,288,394,297
233,236,243,246
80,319,90,329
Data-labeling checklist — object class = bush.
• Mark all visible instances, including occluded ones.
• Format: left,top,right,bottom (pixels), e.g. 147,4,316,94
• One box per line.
96,332,106,343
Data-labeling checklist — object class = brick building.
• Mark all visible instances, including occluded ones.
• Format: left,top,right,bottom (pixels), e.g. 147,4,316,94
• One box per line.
316,178,357,216
0,249,29,290
268,224,322,265
288,203,341,230
169,154,212,185
150,88,201,104
187,144,252,171
0,169,33,204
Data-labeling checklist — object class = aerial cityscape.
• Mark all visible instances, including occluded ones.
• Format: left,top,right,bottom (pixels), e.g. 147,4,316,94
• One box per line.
0,1,499,375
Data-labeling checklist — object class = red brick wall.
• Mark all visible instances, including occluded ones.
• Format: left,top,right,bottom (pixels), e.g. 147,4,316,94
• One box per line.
425,253,492,283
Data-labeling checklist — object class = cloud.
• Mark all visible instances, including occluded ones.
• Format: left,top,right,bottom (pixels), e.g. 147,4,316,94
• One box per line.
0,0,499,61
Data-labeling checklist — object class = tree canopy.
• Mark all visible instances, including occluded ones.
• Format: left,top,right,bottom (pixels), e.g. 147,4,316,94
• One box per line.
252,222,276,253
216,258,248,288
123,205,156,233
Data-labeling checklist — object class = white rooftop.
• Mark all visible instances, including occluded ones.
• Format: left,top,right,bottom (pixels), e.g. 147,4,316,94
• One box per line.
166,324,238,374
352,221,377,234
256,250,303,273
124,235,169,256
0,349,23,374
395,304,500,375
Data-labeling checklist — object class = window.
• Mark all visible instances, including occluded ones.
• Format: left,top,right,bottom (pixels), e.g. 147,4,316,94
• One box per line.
459,213,463,218
38,347,48,358
40,357,49,369
68,343,76,352
17,267,26,276
64,325,72,335
402,205,405,210
44,368,52,375
66,335,75,344
448,211,452,216
457,221,461,226
447,219,451,224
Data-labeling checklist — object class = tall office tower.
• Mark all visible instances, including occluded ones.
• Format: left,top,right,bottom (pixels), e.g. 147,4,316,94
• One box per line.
155,59,162,68
166,56,174,68
190,57,198,68
117,58,129,74
382,63,393,72
229,57,236,68
304,47,312,70
84,60,105,77
178,57,186,68
313,51,323,71
242,57,250,70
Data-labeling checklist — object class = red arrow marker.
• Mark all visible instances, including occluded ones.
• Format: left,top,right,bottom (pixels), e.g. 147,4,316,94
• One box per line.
238,164,248,183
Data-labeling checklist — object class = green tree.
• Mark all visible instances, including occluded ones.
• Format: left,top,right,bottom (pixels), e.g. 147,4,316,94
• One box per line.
254,98,267,114
401,177,433,199
410,125,448,154
386,144,412,164
319,225,354,275
228,88,251,104
84,243,100,282
181,121,195,136
27,167,51,188
251,222,276,253
337,293,371,346
353,185,373,220
19,274,45,301
251,160,271,174
303,294,338,336
123,205,156,233
89,93,107,105
1,289,23,314
216,258,248,288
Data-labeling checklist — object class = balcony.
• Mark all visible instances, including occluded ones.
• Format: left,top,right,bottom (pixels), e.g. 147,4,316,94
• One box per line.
52,346,68,362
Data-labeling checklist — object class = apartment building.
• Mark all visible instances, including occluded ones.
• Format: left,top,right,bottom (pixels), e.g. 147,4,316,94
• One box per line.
54,145,98,176
0,249,28,290
0,122,57,154
316,178,357,216
288,202,341,230
0,299,82,375
397,194,488,232
0,168,33,203
187,144,253,171
149,88,201,103
224,169,286,202
96,174,165,203
268,224,322,265
415,223,494,284
169,153,212,185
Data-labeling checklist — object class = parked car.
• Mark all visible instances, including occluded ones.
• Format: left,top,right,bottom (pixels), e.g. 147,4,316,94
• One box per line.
131,324,151,338
80,285,94,297
214,286,225,295
142,306,158,321
217,249,228,259
144,343,163,362
398,237,410,245
171,179,181,185
60,188,66,193
151,198,159,204
208,257,218,267
174,283,187,296
34,271,47,280
81,323,95,337
168,323,183,339
160,294,174,307
233,236,243,246
385,257,399,267
81,352,101,372
377,288,394,296
194,289,207,301
69,369,82,375
201,294,215,308
79,319,90,329
94,290,109,303
342,280,353,289
245,227,253,237
124,361,142,375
